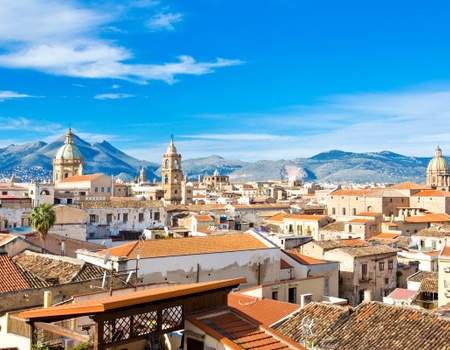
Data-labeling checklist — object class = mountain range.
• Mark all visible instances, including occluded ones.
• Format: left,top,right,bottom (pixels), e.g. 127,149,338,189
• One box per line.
0,134,430,184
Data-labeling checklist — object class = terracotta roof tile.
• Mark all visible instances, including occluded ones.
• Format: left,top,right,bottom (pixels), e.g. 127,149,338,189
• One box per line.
311,239,370,250
405,213,450,223
0,255,34,293
418,277,438,293
371,233,401,240
195,215,213,221
333,245,399,257
277,301,450,350
348,218,372,224
387,288,417,300
411,189,450,197
99,234,272,259
13,251,105,285
25,233,105,258
442,246,450,257
408,270,438,283
266,213,289,222
190,310,301,350
284,250,328,265
58,174,103,182
285,214,326,221
388,182,431,190
356,212,381,216
228,294,300,327
276,302,351,345
331,189,376,196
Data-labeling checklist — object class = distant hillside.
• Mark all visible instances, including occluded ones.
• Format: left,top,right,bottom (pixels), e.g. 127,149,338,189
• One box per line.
0,134,158,182
0,135,430,184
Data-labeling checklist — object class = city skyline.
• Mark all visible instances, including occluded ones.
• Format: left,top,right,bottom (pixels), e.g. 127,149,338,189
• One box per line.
2,0,450,162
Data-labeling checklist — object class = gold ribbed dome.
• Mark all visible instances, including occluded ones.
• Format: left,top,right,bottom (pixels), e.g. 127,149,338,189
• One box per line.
55,128,82,160
427,146,449,173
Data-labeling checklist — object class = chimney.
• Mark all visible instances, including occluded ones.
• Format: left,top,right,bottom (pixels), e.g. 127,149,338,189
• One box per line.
44,291,52,308
364,289,372,302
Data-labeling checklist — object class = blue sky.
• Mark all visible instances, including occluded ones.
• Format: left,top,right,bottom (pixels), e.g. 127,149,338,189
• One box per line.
2,0,450,163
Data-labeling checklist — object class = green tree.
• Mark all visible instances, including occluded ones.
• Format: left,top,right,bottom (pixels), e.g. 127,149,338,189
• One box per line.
30,203,56,251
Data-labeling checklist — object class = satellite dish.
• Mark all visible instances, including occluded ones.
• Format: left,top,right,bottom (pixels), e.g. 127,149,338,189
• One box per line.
103,252,111,265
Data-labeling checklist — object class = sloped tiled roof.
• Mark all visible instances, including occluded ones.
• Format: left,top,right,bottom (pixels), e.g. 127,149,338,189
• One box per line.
266,213,288,222
405,214,450,223
99,234,272,259
386,288,417,300
330,189,375,196
284,250,328,265
194,215,213,221
25,233,105,258
413,225,450,237
321,220,345,231
276,302,351,345
13,251,105,285
412,189,450,197
408,270,438,283
188,309,302,350
0,255,34,293
332,245,399,258
310,238,370,250
0,254,51,293
228,293,300,327
418,278,438,293
348,218,372,224
277,301,450,350
284,214,326,221
388,182,431,190
58,174,103,183
442,246,450,257
370,233,400,240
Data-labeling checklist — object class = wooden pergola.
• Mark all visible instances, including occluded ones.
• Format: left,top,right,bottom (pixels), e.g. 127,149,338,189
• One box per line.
19,278,246,350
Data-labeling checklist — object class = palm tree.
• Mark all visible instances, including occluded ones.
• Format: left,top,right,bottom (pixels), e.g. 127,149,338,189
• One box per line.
30,203,56,251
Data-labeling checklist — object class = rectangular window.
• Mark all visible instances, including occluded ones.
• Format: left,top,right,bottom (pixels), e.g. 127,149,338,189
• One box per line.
123,213,128,222
89,214,96,223
101,187,105,192
118,213,121,221
139,213,144,222
288,287,297,303
388,260,393,270
106,214,112,224
379,262,385,271
107,187,111,193
94,187,98,193
272,290,278,300
362,264,368,280
154,212,160,221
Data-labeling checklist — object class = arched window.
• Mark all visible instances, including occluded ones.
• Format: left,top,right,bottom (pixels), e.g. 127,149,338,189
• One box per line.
165,159,169,168
174,159,179,169
164,175,169,184
348,224,352,233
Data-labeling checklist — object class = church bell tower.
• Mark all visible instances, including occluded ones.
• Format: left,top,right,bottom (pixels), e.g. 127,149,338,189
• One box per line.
161,137,183,204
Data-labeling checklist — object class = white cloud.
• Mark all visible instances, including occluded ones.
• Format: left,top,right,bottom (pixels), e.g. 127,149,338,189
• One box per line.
0,1,241,83
183,133,296,141
147,12,183,31
94,93,135,100
0,90,39,102
112,84,121,89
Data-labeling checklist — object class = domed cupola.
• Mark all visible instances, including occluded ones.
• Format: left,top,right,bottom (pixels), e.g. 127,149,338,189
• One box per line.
427,146,449,173
426,145,450,189
165,138,178,155
52,128,84,183
54,128,83,160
